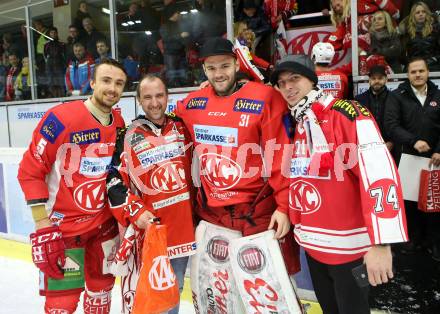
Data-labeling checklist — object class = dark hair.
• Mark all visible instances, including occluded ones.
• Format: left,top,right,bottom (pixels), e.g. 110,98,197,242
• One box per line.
48,26,58,33
73,41,85,49
93,58,127,80
136,74,168,99
407,56,429,71
96,39,109,47
68,24,78,29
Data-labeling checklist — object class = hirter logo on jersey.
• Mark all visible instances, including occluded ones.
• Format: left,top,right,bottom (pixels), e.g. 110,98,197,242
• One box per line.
39,112,65,144
233,98,264,114
73,178,107,213
150,161,187,193
200,153,242,190
70,128,101,145
289,180,322,214
186,97,208,110
238,246,266,274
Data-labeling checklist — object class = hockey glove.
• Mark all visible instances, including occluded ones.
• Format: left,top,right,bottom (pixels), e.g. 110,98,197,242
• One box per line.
30,226,66,279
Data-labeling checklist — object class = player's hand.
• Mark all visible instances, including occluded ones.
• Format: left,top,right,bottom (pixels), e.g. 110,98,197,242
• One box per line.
135,210,157,229
414,140,430,153
363,245,393,286
268,210,291,239
429,153,440,167
30,225,65,279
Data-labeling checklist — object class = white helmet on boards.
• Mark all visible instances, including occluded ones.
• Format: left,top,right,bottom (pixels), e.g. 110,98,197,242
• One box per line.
311,42,335,64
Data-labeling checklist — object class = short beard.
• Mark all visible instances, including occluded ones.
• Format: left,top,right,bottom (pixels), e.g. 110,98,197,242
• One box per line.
212,79,237,96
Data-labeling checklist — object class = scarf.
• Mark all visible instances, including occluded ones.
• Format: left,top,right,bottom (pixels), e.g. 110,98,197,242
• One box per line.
290,87,333,173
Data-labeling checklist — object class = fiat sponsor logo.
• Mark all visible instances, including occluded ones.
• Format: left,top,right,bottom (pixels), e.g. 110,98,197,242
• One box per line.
238,246,266,274
150,161,187,193
289,180,322,214
200,153,242,190
207,237,229,263
73,178,106,213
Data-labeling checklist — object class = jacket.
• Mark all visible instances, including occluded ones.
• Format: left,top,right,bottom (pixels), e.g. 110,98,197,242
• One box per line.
65,55,95,94
290,94,408,265
106,114,196,259
355,87,398,142
385,80,440,157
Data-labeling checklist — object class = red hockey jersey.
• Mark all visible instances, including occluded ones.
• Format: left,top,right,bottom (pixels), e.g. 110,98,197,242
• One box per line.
316,69,349,99
18,100,125,237
106,115,196,258
289,95,408,265
175,82,290,216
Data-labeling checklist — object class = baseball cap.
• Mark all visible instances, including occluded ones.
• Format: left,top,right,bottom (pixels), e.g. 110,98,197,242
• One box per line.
271,54,318,86
368,65,387,77
199,37,236,60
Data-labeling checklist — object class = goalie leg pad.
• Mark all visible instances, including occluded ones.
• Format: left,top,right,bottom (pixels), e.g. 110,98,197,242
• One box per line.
190,220,245,314
229,230,304,314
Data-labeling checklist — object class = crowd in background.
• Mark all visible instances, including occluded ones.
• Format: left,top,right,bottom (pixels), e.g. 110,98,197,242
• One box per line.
0,0,439,102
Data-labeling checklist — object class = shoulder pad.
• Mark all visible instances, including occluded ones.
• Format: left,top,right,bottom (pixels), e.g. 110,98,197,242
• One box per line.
331,99,370,121
166,112,182,122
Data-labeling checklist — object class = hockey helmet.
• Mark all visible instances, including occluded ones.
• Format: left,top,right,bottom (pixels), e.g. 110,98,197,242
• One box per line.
311,42,335,64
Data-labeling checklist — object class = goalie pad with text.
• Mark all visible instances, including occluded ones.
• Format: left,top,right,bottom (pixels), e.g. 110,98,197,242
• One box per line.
190,220,245,314
229,230,303,314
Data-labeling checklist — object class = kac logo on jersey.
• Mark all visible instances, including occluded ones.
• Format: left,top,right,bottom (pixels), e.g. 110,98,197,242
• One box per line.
207,236,229,263
40,112,65,144
194,125,238,147
233,98,264,114
70,128,101,145
73,178,107,213
150,161,187,193
289,180,322,214
148,255,176,291
186,97,208,110
238,246,266,274
200,153,242,190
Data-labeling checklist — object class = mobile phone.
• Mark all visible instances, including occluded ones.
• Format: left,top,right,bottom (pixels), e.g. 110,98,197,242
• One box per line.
351,263,370,288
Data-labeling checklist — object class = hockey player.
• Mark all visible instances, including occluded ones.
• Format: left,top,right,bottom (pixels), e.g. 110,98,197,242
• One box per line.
271,55,408,314
17,58,127,314
175,37,300,313
311,42,349,99
106,75,196,314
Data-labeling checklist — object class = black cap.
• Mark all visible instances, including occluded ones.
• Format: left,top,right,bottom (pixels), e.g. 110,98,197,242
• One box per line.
271,54,318,86
199,37,236,60
243,0,257,9
368,65,387,77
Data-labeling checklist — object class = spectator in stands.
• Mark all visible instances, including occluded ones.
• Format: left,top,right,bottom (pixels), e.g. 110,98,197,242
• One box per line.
401,0,440,22
14,56,31,101
327,0,400,51
44,27,66,98
66,25,83,63
234,21,271,81
95,39,111,64
312,42,349,99
355,65,397,154
74,1,92,36
2,33,23,60
33,20,49,97
263,0,298,29
5,52,21,101
385,57,440,259
160,3,191,87
236,0,271,51
399,1,440,71
65,42,94,96
0,59,6,101
82,17,106,59
359,10,402,73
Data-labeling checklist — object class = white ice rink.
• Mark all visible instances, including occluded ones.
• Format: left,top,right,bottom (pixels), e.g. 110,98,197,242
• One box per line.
0,256,196,314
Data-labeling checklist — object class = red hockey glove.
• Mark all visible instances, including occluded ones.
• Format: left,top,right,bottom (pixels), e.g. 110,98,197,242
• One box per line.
30,226,66,279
